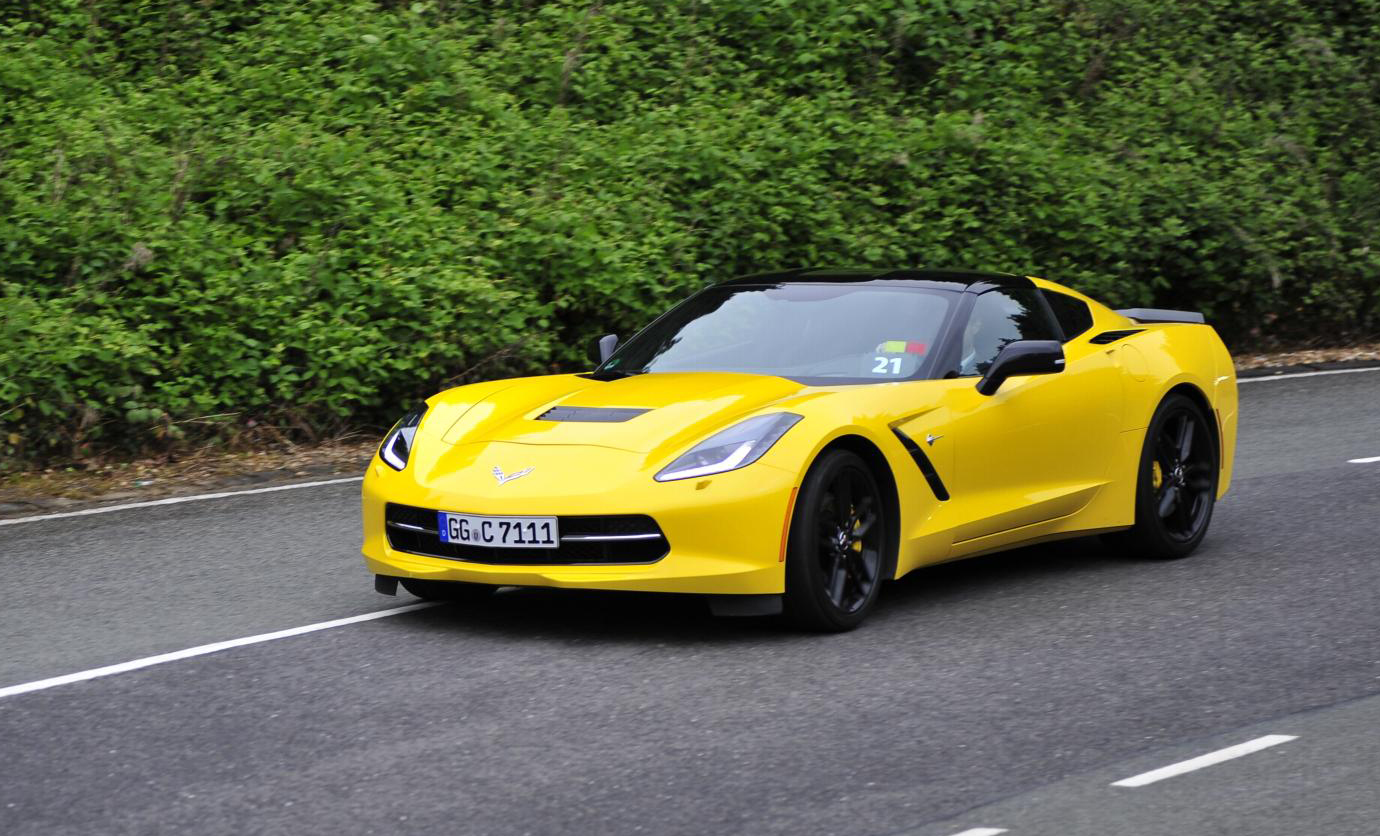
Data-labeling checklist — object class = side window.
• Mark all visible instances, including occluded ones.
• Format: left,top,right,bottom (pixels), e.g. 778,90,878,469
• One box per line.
1041,289,1094,341
958,289,1059,376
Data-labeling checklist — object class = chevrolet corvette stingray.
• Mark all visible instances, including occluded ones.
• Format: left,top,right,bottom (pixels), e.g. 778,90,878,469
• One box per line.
364,269,1237,630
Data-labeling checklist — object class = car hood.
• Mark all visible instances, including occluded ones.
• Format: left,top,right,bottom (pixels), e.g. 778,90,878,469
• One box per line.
423,372,811,456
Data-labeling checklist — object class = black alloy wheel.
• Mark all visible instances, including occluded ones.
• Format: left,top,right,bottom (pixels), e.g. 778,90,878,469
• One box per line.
1153,408,1216,541
784,449,888,631
1107,393,1219,559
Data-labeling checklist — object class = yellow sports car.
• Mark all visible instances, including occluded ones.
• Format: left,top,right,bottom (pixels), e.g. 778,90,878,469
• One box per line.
363,269,1236,630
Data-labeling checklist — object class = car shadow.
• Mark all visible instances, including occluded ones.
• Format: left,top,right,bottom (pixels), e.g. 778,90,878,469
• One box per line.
390,535,1134,645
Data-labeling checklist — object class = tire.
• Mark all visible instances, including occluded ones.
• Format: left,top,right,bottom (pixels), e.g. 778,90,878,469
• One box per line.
399,578,497,603
1106,393,1219,560
783,449,889,632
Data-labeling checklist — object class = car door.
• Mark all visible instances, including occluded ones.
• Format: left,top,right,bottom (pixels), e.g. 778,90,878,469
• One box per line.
937,287,1121,545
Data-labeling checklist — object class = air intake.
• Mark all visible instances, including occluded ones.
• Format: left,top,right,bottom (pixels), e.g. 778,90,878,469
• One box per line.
385,504,669,565
1089,329,1144,344
536,406,650,423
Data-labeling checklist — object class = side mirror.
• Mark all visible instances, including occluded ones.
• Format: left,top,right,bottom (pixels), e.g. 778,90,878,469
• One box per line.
597,333,620,364
976,340,1064,396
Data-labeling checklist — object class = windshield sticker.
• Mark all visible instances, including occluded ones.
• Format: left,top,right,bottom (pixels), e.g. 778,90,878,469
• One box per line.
877,340,927,354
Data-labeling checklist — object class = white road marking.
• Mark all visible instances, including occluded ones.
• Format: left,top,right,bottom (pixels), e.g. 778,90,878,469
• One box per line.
1111,734,1297,787
1349,456,1380,464
946,829,1007,836
0,602,439,700
0,476,364,527
1238,366,1380,383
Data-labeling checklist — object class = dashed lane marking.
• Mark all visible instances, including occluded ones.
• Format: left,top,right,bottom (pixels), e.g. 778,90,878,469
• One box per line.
1111,735,1297,788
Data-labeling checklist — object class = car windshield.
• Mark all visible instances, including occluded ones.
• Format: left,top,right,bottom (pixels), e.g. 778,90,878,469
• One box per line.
599,283,955,383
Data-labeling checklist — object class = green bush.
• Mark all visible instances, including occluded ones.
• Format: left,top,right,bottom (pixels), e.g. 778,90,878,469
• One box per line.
2,0,1378,466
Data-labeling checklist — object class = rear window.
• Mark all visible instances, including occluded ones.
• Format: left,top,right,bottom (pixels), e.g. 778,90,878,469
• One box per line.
1041,290,1094,340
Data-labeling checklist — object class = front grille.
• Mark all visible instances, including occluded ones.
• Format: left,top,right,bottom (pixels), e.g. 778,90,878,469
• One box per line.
384,503,669,565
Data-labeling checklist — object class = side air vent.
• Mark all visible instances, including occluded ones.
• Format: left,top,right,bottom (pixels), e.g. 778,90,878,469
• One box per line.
1089,329,1144,344
536,406,650,423
890,428,950,501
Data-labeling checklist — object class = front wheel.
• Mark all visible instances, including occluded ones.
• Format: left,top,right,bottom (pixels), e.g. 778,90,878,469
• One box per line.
783,450,889,632
1107,393,1218,559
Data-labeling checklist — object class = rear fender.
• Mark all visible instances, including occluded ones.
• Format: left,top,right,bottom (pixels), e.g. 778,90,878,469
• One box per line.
1114,324,1235,499
1114,325,1221,431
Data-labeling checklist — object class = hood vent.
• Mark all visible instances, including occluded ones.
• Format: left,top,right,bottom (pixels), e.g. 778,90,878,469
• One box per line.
536,406,650,423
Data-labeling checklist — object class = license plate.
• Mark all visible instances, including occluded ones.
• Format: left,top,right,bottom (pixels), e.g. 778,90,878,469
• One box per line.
437,512,559,548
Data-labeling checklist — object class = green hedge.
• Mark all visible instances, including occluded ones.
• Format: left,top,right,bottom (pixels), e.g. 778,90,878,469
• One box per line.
2,0,1378,465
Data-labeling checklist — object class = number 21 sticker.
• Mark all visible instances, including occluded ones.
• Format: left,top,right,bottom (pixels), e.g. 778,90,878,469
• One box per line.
872,356,904,374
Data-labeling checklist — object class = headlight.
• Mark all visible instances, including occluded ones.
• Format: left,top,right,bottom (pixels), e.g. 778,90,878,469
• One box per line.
379,405,427,471
655,413,802,482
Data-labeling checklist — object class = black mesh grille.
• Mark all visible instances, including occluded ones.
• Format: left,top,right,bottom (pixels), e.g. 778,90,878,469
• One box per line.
384,503,668,565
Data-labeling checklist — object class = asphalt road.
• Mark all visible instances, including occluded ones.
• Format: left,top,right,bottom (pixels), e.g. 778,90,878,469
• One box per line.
1,370,1378,836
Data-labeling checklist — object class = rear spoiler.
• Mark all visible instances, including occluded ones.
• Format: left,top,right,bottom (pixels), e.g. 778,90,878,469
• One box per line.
1115,307,1205,325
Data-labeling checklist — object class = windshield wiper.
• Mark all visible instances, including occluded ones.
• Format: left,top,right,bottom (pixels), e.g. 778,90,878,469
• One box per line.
581,369,643,381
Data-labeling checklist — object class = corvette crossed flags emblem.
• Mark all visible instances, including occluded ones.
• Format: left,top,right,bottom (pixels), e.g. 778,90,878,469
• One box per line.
492,466,534,485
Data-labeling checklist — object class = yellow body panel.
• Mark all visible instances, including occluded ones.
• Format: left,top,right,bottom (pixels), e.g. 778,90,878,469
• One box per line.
363,278,1237,595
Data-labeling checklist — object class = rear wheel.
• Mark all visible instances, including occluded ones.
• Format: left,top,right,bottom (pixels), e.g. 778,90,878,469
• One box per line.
784,450,888,632
399,578,497,603
1107,393,1218,559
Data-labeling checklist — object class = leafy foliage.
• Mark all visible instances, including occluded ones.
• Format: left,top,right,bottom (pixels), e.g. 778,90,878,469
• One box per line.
2,0,1378,465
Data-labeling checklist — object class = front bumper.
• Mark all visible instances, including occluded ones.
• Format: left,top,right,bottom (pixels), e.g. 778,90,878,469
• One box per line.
361,441,797,595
